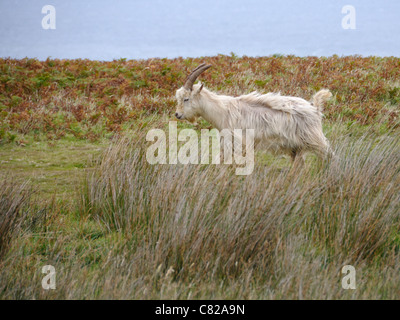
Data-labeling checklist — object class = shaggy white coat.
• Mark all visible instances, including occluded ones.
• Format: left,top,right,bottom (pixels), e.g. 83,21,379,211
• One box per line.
175,83,333,161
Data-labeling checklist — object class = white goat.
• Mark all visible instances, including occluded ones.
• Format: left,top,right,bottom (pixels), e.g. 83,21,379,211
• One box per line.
175,64,333,163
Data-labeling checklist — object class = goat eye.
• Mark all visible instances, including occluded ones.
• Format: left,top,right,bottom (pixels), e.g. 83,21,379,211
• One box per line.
184,98,189,102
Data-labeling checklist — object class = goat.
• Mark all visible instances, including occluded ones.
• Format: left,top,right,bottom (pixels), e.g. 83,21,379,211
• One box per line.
175,63,333,164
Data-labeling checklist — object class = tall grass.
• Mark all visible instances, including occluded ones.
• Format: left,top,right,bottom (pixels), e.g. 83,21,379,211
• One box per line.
69,127,400,299
0,127,399,299
0,178,31,258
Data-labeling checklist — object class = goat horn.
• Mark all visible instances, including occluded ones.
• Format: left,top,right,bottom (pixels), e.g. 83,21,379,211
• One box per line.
183,63,212,91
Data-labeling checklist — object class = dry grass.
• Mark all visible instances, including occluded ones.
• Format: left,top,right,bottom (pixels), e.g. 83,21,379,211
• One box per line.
0,177,32,258
0,56,399,299
1,124,399,299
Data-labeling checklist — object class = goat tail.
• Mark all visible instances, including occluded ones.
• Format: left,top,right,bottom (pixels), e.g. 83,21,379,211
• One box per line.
312,89,332,113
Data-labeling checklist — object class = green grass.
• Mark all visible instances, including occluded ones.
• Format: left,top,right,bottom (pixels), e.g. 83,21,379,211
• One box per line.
0,139,106,200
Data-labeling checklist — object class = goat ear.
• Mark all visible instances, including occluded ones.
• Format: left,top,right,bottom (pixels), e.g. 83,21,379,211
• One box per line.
195,82,204,95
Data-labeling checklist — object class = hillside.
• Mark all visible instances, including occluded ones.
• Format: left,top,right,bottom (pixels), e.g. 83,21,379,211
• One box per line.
0,56,399,300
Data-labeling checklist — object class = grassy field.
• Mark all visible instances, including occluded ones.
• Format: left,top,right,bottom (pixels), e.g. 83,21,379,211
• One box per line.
0,55,399,299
